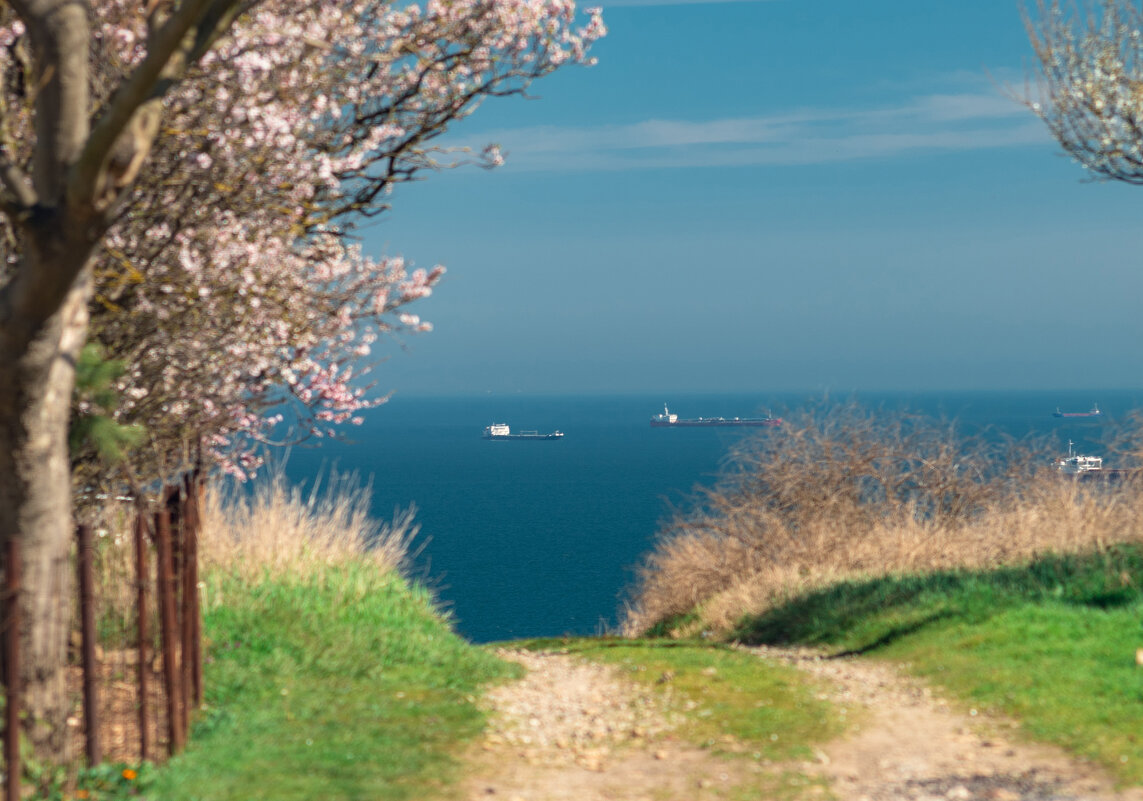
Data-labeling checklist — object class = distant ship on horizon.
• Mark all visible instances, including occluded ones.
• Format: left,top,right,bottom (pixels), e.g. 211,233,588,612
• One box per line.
483,423,564,440
650,404,781,428
1053,403,1102,419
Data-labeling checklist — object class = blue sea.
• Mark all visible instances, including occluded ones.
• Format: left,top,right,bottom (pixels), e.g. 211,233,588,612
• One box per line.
283,390,1143,643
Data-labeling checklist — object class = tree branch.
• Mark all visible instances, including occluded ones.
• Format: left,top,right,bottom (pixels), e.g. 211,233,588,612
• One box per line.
67,0,242,211
10,0,90,205
0,151,36,210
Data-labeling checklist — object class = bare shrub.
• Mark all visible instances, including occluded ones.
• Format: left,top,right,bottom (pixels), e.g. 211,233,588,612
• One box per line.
623,403,1143,637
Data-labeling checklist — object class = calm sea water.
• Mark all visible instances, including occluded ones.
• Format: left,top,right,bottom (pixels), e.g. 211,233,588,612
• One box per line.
283,390,1143,643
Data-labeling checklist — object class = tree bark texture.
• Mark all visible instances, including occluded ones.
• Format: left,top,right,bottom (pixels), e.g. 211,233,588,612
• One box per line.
0,266,92,766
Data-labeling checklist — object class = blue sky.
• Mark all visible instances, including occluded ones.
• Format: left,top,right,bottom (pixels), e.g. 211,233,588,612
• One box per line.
362,0,1143,396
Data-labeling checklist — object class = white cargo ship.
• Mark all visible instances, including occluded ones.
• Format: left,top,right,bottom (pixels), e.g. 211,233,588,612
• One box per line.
1056,440,1102,475
650,404,781,428
482,423,564,440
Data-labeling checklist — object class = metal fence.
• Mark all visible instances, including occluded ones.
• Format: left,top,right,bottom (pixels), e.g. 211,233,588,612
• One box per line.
2,471,206,797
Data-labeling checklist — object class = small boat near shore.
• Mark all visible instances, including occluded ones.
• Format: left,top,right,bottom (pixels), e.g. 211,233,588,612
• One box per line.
1053,403,1102,419
650,404,781,428
1055,440,1102,475
482,423,564,441
1054,440,1137,482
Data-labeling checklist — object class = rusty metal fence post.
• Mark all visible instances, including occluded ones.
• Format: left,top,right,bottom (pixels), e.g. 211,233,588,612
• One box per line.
181,473,202,712
176,489,191,733
77,524,102,766
4,538,20,801
59,473,207,767
134,513,151,762
154,509,185,756
191,475,204,707
165,485,190,745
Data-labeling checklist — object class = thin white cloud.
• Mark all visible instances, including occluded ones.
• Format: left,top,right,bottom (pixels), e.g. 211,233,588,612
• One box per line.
454,88,1051,171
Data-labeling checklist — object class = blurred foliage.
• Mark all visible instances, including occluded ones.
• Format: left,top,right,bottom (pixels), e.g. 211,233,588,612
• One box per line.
70,342,145,467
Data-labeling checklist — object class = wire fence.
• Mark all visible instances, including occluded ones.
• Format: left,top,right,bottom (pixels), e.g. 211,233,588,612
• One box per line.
2,471,206,796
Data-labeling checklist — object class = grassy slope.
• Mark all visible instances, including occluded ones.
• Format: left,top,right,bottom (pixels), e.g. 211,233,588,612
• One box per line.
150,564,514,801
82,510,1141,799
143,584,846,801
732,544,1143,784
889,605,1143,780
153,547,1142,795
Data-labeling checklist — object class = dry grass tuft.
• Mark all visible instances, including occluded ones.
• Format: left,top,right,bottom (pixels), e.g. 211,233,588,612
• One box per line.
623,404,1143,637
74,469,416,642
199,469,416,581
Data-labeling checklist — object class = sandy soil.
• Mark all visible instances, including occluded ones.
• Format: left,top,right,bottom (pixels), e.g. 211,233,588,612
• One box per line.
458,647,1143,801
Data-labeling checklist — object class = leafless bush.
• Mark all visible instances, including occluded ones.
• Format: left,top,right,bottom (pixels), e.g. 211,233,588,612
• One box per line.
623,403,1143,637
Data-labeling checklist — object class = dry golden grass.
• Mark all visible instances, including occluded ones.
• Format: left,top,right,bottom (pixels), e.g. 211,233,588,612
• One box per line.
622,404,1143,637
76,469,415,639
199,469,416,581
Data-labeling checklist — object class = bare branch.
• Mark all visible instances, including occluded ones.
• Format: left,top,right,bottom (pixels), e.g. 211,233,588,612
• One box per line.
0,150,36,209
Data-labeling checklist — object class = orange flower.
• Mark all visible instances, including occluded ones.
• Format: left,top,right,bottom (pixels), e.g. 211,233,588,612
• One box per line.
122,768,137,781
76,791,90,799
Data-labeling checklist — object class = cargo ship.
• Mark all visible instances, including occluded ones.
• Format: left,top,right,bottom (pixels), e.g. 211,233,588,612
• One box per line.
1055,440,1102,475
1054,440,1135,481
482,423,564,440
1053,404,1102,418
650,404,781,428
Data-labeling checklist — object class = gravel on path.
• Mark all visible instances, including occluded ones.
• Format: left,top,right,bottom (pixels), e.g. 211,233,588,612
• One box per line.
457,645,1143,801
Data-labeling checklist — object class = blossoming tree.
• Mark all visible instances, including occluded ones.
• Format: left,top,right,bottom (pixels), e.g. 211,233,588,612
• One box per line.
0,0,602,765
1025,0,1143,182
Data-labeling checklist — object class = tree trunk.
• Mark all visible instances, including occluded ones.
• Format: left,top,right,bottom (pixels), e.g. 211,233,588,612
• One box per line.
0,263,92,769
0,0,230,776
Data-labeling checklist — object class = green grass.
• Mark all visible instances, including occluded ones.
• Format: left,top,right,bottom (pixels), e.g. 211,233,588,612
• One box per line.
732,544,1143,785
148,563,515,801
733,545,1143,651
881,604,1143,783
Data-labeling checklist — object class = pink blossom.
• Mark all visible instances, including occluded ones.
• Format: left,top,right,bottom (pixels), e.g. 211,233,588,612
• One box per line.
38,0,604,482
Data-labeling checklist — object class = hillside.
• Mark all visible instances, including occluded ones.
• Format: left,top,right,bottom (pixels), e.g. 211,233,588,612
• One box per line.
69,473,1143,801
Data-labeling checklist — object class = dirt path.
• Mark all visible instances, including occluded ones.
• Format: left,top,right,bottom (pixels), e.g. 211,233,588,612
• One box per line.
458,649,756,801
750,646,1143,801
459,647,1143,801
